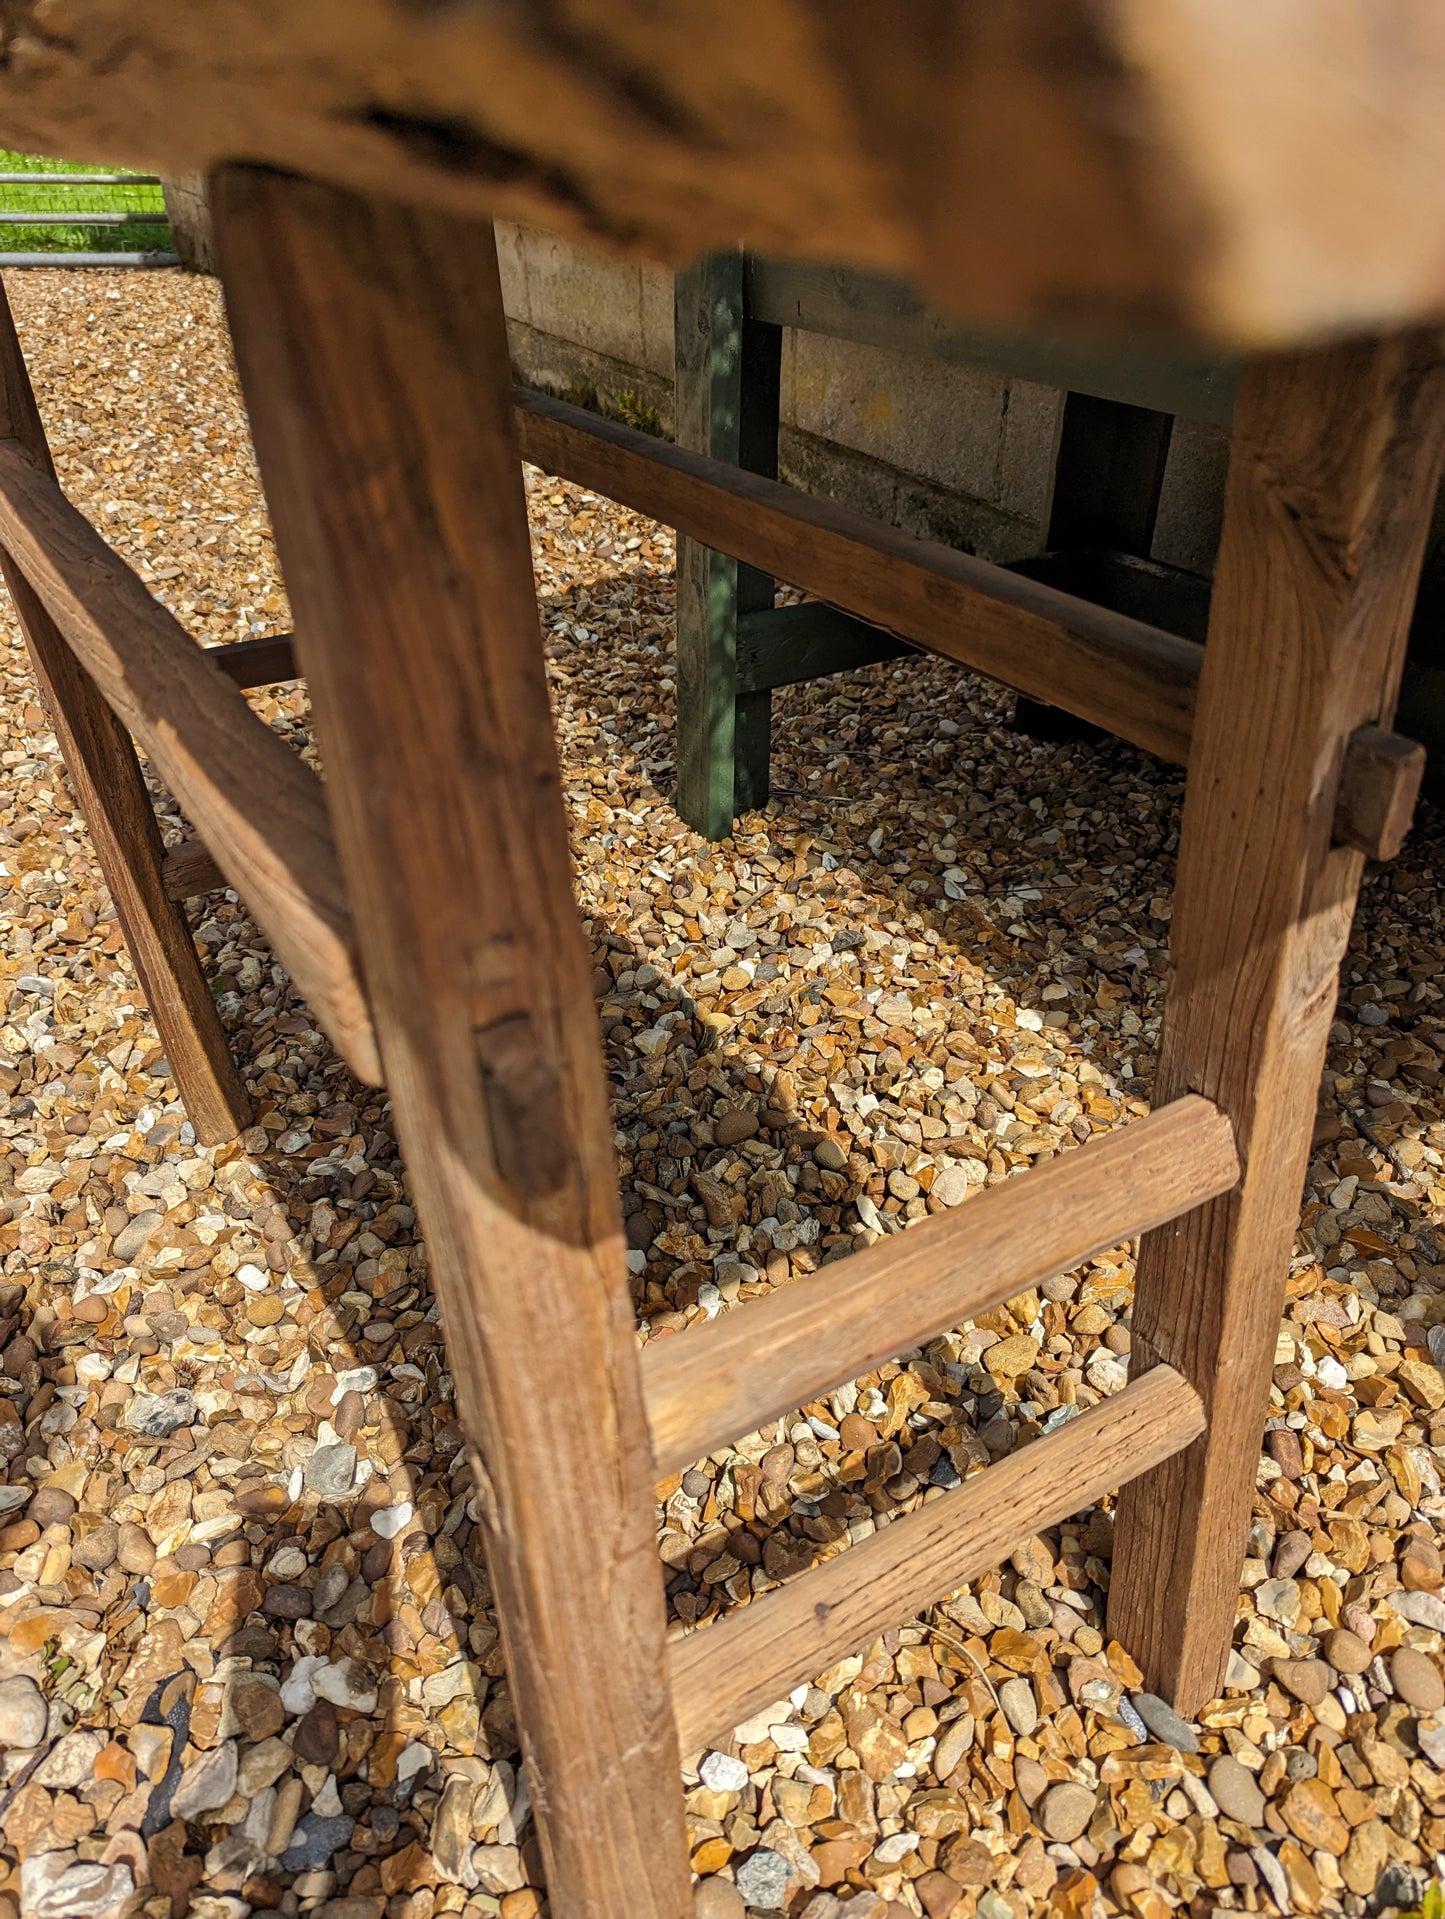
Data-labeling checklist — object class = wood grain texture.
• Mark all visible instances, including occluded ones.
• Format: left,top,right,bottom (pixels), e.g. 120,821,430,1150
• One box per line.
212,170,691,1919
0,5,1442,343
669,1365,1205,1755
519,391,1423,856
643,1096,1235,1478
207,631,298,688
1110,330,1445,1713
673,250,779,836
734,601,907,696
0,441,379,1084
0,280,249,1144
516,390,1201,764
161,836,227,901
90,404,1420,858
1334,723,1426,864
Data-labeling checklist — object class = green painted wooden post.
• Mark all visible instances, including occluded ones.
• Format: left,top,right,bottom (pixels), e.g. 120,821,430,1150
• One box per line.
674,251,780,838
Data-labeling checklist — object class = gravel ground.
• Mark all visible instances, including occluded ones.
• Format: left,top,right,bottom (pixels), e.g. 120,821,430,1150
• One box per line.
0,269,1442,1919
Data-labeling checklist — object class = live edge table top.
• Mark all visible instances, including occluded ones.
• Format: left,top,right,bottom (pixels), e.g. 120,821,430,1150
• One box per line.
0,0,1442,351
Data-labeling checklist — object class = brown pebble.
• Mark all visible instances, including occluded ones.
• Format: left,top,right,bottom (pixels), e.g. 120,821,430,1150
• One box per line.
116,1522,156,1576
1322,1628,1372,1676
72,1521,118,1572
1280,1776,1349,1854
1390,1646,1445,1712
942,1838,994,1887
332,1390,365,1441
712,1109,758,1146
915,1871,963,1919
234,1485,291,1519
1039,1780,1095,1841
692,1878,745,1919
304,1375,337,1418
72,1295,109,1323
1014,1756,1048,1807
28,1488,77,1530
3,1335,37,1374
838,1413,879,1452
500,1894,544,1919
758,1443,794,1486
1271,1658,1330,1708
0,1520,39,1553
1272,1531,1312,1580
213,1539,252,1569
1401,1535,1443,1592
223,1624,279,1663
1341,1604,1376,1645
230,1678,285,1741
626,1212,656,1252
262,1584,311,1620
1208,1754,1266,1826
293,1698,340,1765
1266,1428,1304,1479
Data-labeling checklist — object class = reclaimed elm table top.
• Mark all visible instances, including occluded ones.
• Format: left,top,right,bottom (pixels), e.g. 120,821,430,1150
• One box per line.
0,0,1442,348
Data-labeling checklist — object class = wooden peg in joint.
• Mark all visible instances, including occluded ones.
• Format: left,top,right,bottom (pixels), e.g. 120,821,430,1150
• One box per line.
1333,724,1426,862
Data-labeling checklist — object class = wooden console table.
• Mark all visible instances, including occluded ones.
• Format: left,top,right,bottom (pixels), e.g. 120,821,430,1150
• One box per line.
2,12,1445,1915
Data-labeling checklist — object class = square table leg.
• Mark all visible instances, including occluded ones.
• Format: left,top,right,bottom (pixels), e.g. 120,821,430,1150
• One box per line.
212,171,694,1919
1110,330,1445,1712
674,250,781,837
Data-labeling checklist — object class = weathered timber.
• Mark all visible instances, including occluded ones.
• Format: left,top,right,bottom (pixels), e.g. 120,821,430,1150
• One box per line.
745,258,1241,424
206,631,298,687
213,168,692,1919
673,250,781,836
670,1366,1205,1754
517,389,1199,760
161,836,228,901
517,391,1424,859
1110,329,1445,1713
642,1095,1236,1478
0,6,1441,343
735,601,907,695
1334,723,1427,864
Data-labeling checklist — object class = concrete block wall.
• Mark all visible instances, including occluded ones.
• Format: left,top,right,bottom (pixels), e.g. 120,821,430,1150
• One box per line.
500,222,1085,567
497,220,1231,576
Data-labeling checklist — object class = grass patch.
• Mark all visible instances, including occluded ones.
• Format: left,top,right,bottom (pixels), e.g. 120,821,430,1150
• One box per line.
0,150,169,254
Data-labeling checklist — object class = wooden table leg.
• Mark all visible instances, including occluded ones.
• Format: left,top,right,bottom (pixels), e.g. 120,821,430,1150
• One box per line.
0,280,249,1144
675,250,780,838
211,174,693,1919
1110,331,1445,1713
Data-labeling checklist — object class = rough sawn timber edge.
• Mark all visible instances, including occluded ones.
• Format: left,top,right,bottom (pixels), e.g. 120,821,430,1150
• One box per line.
212,170,693,1919
1110,327,1445,1713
